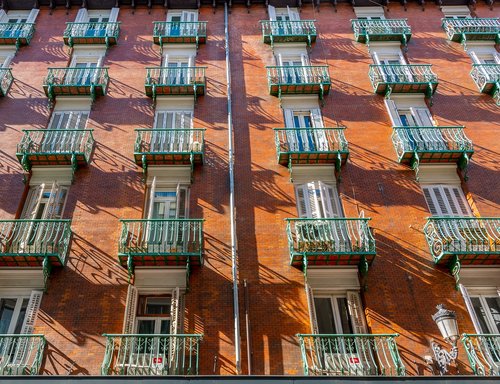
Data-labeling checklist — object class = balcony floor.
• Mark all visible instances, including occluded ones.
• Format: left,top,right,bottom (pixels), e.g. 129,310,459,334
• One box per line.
154,36,206,45
375,82,437,96
436,252,500,266
398,151,471,164
17,153,89,169
356,33,411,44
118,253,202,268
145,84,205,97
290,252,376,267
269,83,330,96
134,153,203,167
263,35,317,45
63,36,117,46
0,253,63,267
43,84,106,99
278,151,348,167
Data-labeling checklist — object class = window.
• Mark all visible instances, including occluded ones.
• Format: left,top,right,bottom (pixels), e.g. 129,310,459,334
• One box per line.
0,297,29,334
385,99,434,127
441,6,471,19
296,181,342,219
147,189,188,220
49,111,89,130
268,6,300,22
314,295,354,334
354,7,385,20
469,51,500,65
136,296,171,334
470,295,500,334
422,185,472,217
21,183,69,220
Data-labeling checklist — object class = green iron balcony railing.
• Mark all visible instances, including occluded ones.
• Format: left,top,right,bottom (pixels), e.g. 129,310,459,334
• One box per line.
0,335,46,375
351,19,411,46
101,334,202,376
298,334,405,376
260,20,317,47
470,64,500,105
43,67,109,101
118,219,203,275
441,18,500,45
368,64,438,99
63,22,121,47
285,218,376,273
153,22,207,47
16,129,95,173
0,68,13,97
134,129,205,172
145,67,206,100
274,128,349,170
462,334,500,376
266,65,331,99
391,126,473,178
0,23,35,47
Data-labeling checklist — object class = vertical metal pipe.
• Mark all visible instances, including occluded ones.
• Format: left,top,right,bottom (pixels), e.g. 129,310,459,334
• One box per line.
225,2,242,375
244,279,252,374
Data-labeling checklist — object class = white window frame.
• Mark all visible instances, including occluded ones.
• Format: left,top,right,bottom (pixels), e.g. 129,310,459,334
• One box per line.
166,10,198,23
135,296,171,334
48,111,89,130
314,293,353,334
354,6,385,20
0,295,29,334
469,293,500,334
295,181,343,219
421,184,472,217
146,178,189,221
441,6,471,19
21,182,70,220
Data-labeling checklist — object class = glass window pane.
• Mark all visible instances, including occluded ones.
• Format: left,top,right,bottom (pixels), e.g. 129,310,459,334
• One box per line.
485,297,500,333
160,320,170,334
13,298,29,334
337,298,354,335
137,320,156,334
314,298,337,334
471,297,491,334
145,298,170,315
0,299,16,334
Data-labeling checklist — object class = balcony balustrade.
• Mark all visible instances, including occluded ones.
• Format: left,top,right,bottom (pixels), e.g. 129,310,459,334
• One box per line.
0,335,46,375
153,22,207,47
260,20,317,47
0,23,35,47
442,18,500,45
351,19,411,46
63,22,120,47
43,67,109,101
266,65,331,99
145,67,206,100
462,334,500,376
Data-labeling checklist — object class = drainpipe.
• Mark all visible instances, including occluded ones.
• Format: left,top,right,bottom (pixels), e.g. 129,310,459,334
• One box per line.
225,2,242,375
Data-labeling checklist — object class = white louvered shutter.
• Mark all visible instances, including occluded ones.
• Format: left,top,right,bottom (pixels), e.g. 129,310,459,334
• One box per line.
319,182,341,218
310,109,323,128
300,53,309,66
412,107,434,127
311,109,327,151
468,50,481,64
347,291,368,334
459,284,483,333
305,284,319,334
154,111,166,128
0,10,6,22
307,182,321,218
26,9,40,24
2,54,14,68
147,177,157,220
176,185,187,219
371,51,381,65
384,99,402,126
450,187,472,216
287,6,300,21
122,285,138,334
422,187,440,216
296,184,310,218
20,290,43,334
170,287,180,335
43,182,59,219
181,11,197,23
21,184,43,219
268,5,277,21
283,109,294,128
109,8,119,23
75,8,88,23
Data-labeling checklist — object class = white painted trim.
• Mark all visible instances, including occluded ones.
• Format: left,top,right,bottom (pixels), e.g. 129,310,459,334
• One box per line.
441,6,471,18
281,95,320,110
53,97,92,111
146,166,192,187
354,6,385,19
417,164,461,185
291,165,336,184
155,96,195,111
307,267,360,290
29,167,73,186
460,268,500,289
0,269,45,294
135,268,187,292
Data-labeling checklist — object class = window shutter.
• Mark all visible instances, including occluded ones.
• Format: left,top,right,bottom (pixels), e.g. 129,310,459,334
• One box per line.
384,99,402,126
347,291,368,334
75,8,88,23
319,182,341,218
468,50,481,64
108,7,119,23
422,187,439,216
307,182,321,219
96,55,104,68
2,54,14,68
44,182,59,219
20,290,43,334
451,187,472,216
397,52,407,65
154,111,167,129
287,6,300,21
0,11,6,22
423,186,452,216
22,184,45,219
459,284,483,333
310,109,323,128
296,185,309,218
147,177,157,220
305,284,319,334
300,53,309,66
26,9,40,24
413,107,434,127
122,284,138,334
170,287,180,335
268,5,277,21
176,184,187,219
283,109,294,128
371,51,381,65
443,187,460,216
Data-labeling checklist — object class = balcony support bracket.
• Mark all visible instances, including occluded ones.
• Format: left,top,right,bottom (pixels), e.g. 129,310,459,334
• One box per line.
335,153,342,182
20,154,31,172
141,155,148,180
127,254,134,282
448,255,461,290
411,152,421,181
42,257,52,291
384,85,393,100
458,153,470,182
358,255,369,291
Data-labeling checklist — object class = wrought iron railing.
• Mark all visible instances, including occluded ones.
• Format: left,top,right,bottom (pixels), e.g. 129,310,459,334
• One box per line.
63,22,121,46
44,67,109,88
101,334,202,376
267,65,330,87
0,68,13,96
462,334,500,376
286,218,375,256
298,334,405,376
351,19,411,43
0,335,46,375
391,126,473,161
260,20,317,45
369,64,437,88
135,129,205,156
145,67,206,87
274,127,348,155
0,220,72,265
470,64,500,94
423,217,500,261
441,18,500,41
153,21,207,41
0,23,35,45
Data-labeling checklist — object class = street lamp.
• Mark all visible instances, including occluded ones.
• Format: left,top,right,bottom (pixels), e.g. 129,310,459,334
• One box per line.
431,304,459,375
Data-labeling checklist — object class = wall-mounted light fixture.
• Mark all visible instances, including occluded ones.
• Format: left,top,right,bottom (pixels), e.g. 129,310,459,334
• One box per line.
431,304,459,375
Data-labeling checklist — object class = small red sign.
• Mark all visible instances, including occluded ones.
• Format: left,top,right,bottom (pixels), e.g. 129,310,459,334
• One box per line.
349,357,360,364
153,357,163,365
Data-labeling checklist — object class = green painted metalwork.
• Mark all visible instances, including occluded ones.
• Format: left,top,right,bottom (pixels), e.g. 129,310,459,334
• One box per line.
266,66,331,100
153,22,207,48
368,64,438,99
118,219,204,274
462,333,500,376
285,218,376,268
470,64,500,105
391,126,473,179
441,18,500,46
351,19,411,47
297,334,405,376
43,67,109,101
63,22,121,47
423,217,500,265
0,334,46,375
260,20,317,47
101,334,202,376
16,129,95,172
145,67,206,101
0,23,35,48
134,129,205,172
0,68,13,97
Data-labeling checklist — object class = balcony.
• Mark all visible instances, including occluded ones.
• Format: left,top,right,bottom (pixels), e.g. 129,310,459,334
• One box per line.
118,219,203,275
462,333,500,376
391,126,473,177
101,334,202,376
134,129,204,172
0,23,35,47
442,18,500,44
16,129,95,173
0,335,46,375
266,66,331,100
43,67,109,101
153,22,207,47
0,68,13,97
470,64,500,105
260,20,317,47
298,334,405,376
351,19,411,47
145,67,206,100
285,218,376,273
274,128,349,171
0,219,71,272
63,22,121,47
368,64,438,99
